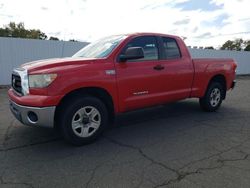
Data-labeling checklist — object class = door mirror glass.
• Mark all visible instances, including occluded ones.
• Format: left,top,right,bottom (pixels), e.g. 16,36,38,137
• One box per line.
119,47,144,62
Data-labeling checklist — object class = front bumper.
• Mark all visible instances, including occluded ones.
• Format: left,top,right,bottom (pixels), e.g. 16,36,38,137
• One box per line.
9,100,56,128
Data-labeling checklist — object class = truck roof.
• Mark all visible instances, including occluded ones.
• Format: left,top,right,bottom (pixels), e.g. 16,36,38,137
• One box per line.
123,32,181,39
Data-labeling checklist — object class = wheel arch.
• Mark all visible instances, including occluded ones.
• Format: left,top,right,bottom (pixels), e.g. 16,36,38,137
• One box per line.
54,87,115,129
206,74,227,99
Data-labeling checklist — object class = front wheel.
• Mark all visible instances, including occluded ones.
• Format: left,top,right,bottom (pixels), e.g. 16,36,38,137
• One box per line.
59,96,108,146
199,82,224,112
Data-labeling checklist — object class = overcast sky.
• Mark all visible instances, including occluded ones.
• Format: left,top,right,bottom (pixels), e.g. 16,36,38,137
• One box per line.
0,0,250,47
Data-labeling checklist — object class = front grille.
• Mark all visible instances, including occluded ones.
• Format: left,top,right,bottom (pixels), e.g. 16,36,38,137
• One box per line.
12,74,22,95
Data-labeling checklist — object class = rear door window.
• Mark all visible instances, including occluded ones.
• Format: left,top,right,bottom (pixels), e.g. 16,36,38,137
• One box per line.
161,37,181,60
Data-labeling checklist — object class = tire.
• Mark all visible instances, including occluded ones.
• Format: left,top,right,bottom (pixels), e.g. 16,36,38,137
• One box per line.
59,96,108,146
199,82,224,112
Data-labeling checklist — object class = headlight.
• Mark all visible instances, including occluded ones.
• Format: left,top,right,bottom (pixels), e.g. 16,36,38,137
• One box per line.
29,74,57,88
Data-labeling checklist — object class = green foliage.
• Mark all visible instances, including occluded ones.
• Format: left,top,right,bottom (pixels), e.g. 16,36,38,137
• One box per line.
245,44,250,51
49,36,59,40
204,46,214,50
220,39,250,51
0,22,48,40
220,39,243,51
221,40,234,50
0,22,62,40
244,40,250,51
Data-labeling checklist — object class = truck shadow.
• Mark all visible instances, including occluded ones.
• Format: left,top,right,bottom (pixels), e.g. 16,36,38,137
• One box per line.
2,98,245,185
3,99,242,151
113,99,201,128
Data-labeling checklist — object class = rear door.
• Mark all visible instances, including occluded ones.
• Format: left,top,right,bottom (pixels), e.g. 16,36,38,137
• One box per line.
115,36,164,112
157,36,194,101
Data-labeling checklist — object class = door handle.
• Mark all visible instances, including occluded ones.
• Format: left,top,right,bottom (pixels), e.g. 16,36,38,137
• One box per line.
153,65,164,71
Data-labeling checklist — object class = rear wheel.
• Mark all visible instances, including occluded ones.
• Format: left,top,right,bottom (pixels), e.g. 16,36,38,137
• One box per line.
59,96,108,145
199,82,224,112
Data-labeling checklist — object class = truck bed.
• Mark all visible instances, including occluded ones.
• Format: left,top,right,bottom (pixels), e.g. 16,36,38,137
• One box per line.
191,58,236,98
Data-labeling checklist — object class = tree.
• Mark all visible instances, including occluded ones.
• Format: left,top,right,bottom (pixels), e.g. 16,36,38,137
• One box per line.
49,36,59,40
245,45,250,51
204,46,214,50
0,22,47,40
221,39,244,51
244,40,250,51
221,40,234,50
234,39,244,51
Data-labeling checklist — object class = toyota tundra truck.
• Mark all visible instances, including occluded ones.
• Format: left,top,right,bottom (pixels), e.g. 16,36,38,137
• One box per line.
8,33,237,145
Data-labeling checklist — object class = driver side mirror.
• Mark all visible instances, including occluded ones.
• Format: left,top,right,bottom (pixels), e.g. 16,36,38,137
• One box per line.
119,47,144,62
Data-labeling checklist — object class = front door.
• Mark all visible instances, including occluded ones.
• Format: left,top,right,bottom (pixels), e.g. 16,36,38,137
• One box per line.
115,36,164,112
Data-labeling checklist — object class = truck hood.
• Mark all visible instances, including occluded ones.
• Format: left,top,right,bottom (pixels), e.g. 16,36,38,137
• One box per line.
21,57,98,73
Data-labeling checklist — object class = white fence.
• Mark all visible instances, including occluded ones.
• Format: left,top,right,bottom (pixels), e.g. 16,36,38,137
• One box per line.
0,37,250,85
189,48,250,75
0,37,87,85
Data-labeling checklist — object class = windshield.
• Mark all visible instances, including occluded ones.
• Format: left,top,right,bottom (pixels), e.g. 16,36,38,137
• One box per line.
72,35,127,58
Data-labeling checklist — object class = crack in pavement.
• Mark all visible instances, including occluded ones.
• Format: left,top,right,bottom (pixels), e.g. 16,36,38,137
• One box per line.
185,178,207,188
0,138,60,152
104,136,179,174
178,138,250,171
84,151,127,188
198,121,250,136
225,164,250,172
0,173,34,188
153,153,250,188
85,164,103,188
1,118,60,152
154,143,250,187
1,119,16,150
104,136,201,187
0,119,35,188
217,153,249,164
104,136,250,188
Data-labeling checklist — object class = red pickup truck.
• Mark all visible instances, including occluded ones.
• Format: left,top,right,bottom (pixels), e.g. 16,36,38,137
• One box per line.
9,33,237,145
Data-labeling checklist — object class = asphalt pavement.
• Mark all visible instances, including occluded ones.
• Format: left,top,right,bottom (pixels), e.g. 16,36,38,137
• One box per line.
0,77,250,188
